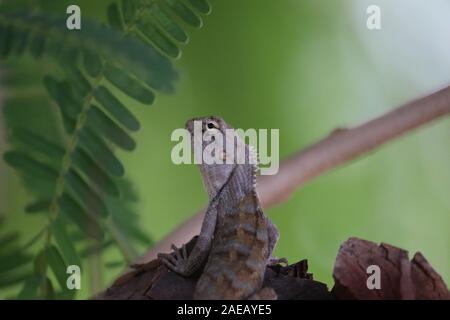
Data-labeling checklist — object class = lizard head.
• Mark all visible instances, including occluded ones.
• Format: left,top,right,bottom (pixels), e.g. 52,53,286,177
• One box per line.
185,116,257,199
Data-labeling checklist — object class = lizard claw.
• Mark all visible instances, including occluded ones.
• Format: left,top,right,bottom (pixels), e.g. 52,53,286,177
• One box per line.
171,244,181,260
170,244,188,260
158,252,177,269
182,244,188,260
158,243,190,275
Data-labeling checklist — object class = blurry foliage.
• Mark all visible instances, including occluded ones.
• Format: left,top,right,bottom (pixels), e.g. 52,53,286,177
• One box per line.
0,0,210,298
0,0,448,300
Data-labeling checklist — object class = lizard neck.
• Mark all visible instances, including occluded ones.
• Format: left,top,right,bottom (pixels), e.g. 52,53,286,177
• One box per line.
200,137,260,203
215,163,258,205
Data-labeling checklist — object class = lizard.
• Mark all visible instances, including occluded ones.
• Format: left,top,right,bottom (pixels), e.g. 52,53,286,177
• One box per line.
158,116,284,299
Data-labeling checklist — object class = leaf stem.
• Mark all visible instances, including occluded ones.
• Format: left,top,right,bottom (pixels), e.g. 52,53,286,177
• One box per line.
45,0,155,263
21,224,49,250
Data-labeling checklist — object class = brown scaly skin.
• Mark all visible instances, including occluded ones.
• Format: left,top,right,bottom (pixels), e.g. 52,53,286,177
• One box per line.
195,191,271,299
158,116,283,299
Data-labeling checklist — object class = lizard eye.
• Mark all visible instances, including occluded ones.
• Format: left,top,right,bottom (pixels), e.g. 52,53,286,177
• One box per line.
206,122,216,129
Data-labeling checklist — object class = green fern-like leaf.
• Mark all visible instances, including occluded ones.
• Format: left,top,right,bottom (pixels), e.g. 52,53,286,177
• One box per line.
0,0,211,298
0,219,34,290
0,10,178,90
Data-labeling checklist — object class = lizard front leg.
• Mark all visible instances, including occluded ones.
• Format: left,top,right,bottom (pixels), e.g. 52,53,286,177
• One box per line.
158,202,218,277
266,217,288,266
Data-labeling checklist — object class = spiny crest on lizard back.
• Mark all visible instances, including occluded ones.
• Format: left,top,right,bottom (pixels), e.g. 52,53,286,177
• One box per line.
185,116,259,199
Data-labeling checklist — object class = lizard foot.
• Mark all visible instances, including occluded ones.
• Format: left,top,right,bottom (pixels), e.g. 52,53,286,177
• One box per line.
268,256,288,267
157,244,191,276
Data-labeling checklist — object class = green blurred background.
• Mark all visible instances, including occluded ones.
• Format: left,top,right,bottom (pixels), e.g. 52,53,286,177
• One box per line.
0,0,449,298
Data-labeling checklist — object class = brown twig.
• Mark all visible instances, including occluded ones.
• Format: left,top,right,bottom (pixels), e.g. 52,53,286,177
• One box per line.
134,85,450,265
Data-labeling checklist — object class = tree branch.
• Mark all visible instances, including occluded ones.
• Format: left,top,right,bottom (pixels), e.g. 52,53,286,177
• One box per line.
135,85,450,265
